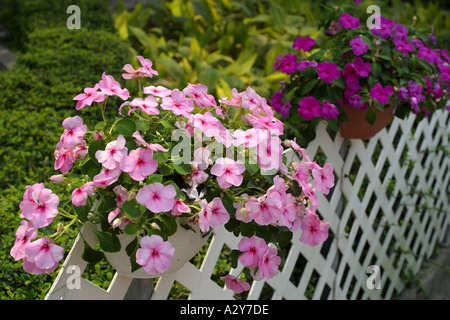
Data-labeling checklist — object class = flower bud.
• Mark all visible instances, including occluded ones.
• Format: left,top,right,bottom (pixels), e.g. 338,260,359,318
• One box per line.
50,174,65,184
112,218,122,228
93,131,104,140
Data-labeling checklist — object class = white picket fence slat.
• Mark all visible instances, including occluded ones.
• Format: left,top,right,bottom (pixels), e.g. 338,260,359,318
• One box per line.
45,110,450,300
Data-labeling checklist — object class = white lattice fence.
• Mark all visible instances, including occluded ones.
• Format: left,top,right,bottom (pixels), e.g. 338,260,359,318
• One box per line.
46,110,450,300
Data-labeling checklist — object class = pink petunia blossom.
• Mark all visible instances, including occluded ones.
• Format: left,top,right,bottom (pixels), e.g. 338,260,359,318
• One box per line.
188,166,209,187
20,183,60,228
54,143,76,174
136,183,176,213
339,13,360,29
171,198,191,216
120,148,158,181
321,100,339,120
257,244,281,279
198,198,230,233
95,135,128,170
98,73,130,100
71,182,95,207
130,96,159,115
350,36,369,56
299,209,329,246
255,134,284,172
92,167,122,188
73,83,106,110
238,236,269,268
312,163,335,195
189,111,221,138
210,158,245,189
59,116,88,149
10,220,38,261
23,237,64,275
136,235,174,275
232,128,265,148
245,192,282,226
317,61,341,84
160,89,194,118
246,114,284,136
292,36,315,52
136,56,159,78
370,83,394,105
143,85,172,98
221,274,251,294
113,185,128,207
183,83,217,110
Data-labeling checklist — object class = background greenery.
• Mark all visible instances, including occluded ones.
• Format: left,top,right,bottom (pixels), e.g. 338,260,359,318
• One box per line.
0,0,448,300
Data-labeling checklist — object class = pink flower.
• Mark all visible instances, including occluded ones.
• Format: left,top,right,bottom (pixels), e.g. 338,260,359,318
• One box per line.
232,128,264,148
246,192,282,226
54,143,76,174
292,36,315,52
59,116,87,149
113,185,128,206
161,89,194,118
349,56,371,78
183,83,217,109
171,198,191,216
136,235,174,275
73,140,88,160
393,38,414,55
246,114,284,136
370,83,394,105
189,111,221,137
188,166,209,187
130,96,159,115
317,61,341,83
49,174,65,184
255,135,283,171
221,274,251,294
73,83,106,110
132,131,169,152
238,236,268,268
136,56,159,78
143,85,171,98
98,73,130,100
298,96,321,120
350,36,369,56
120,148,158,181
71,182,95,207
338,13,360,29
136,183,176,213
299,209,329,246
198,198,230,233
23,237,64,275
95,135,128,170
20,183,60,228
241,87,262,110
93,167,121,188
257,245,281,279
210,158,245,189
312,163,335,195
10,220,38,261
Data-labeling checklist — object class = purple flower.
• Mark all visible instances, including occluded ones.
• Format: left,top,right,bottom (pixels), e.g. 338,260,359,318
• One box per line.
345,76,361,93
296,60,317,71
370,83,394,105
298,96,321,120
321,100,339,120
273,53,298,75
371,16,394,39
317,61,341,83
345,93,368,110
417,45,437,64
339,13,360,29
394,23,408,41
349,56,371,78
293,36,315,52
270,90,284,113
393,38,414,55
350,36,369,56
280,100,292,118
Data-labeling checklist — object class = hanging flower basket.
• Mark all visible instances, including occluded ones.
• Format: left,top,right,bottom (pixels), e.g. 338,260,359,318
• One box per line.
339,103,395,139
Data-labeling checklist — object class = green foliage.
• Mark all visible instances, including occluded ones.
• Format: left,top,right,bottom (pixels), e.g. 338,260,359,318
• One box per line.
0,0,115,51
112,0,324,99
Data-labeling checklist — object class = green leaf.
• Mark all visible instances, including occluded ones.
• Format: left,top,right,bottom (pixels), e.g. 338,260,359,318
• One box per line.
240,221,257,237
157,214,178,238
92,229,121,253
231,249,242,269
88,140,106,164
81,241,105,263
365,106,378,125
122,198,143,219
123,222,138,235
301,78,319,96
172,161,192,175
115,118,136,137
73,204,91,222
146,174,163,184
125,236,139,256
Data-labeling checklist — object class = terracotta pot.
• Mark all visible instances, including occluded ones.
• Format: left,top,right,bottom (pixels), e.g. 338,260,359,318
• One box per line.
339,103,395,139
103,221,210,279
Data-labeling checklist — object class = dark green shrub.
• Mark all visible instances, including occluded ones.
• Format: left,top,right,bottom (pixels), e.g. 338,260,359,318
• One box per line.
0,0,114,51
0,27,130,112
